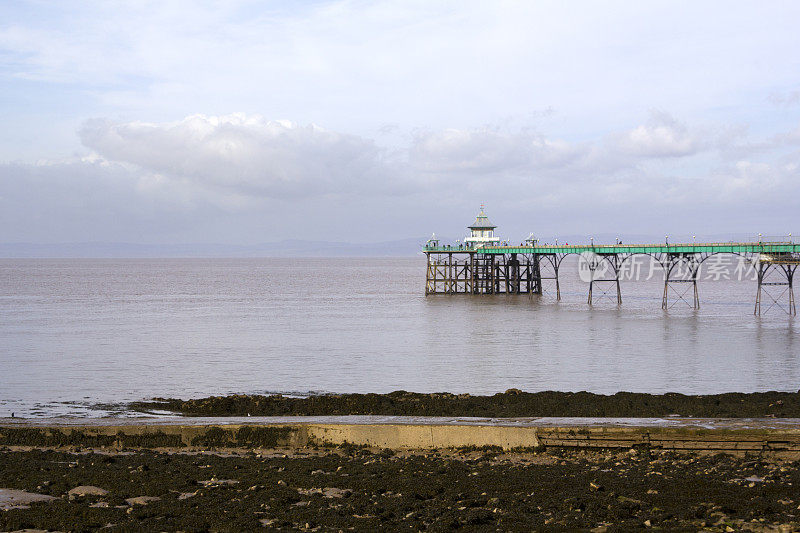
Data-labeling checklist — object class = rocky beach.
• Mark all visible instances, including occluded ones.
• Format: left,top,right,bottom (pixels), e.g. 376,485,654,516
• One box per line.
2,445,800,532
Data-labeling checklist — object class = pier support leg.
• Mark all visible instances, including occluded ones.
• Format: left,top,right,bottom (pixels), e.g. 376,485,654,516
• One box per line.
587,254,621,306
662,254,701,310
555,268,561,301
532,254,542,295
446,252,453,294
425,253,433,295
755,261,797,316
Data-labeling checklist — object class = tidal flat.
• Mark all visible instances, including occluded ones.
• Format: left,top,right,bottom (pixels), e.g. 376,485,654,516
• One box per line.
1,446,800,532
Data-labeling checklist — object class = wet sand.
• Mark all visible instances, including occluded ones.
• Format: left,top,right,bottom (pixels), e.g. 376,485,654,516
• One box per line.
2,446,799,532
132,390,800,418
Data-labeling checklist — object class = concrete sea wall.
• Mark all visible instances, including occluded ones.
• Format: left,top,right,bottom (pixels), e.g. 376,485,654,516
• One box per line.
4,419,800,457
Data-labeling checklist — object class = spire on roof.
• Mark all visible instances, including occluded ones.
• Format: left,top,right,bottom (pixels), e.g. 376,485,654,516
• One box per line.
468,206,496,230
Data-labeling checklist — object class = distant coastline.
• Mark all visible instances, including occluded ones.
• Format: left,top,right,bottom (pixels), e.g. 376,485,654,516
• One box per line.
0,233,767,258
0,239,428,258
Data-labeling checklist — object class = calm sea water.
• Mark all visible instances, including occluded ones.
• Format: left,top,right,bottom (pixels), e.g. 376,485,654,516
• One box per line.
1,258,798,417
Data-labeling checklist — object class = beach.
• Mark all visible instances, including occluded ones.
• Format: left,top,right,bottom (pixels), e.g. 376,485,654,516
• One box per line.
2,444,800,532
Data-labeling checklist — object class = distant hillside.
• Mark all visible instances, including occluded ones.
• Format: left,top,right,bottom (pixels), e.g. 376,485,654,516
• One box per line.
0,238,440,258
0,233,774,258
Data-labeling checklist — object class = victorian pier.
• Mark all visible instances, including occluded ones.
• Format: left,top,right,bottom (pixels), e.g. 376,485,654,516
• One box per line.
423,208,799,315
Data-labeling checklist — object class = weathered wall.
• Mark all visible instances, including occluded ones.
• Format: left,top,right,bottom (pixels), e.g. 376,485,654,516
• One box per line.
4,422,800,457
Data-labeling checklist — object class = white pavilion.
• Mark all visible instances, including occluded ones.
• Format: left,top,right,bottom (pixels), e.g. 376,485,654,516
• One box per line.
464,206,501,247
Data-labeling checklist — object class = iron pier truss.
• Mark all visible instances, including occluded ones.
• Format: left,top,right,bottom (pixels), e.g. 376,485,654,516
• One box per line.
423,242,800,316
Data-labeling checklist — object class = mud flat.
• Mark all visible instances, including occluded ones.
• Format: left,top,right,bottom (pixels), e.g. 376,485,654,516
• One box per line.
131,390,800,418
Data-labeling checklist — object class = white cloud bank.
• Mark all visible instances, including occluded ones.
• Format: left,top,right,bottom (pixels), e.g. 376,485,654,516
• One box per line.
2,112,799,242
79,114,400,199
76,112,800,209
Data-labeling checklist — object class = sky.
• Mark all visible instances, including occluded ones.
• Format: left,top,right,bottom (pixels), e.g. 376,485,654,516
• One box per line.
1,0,799,245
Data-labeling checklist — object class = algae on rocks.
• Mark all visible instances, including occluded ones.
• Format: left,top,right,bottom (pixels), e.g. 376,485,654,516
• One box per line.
132,390,800,418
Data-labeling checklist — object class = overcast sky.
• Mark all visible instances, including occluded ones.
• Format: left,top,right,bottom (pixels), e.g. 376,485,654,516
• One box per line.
1,0,799,245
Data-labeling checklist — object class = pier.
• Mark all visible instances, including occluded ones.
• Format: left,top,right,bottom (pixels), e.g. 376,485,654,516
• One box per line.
424,208,799,315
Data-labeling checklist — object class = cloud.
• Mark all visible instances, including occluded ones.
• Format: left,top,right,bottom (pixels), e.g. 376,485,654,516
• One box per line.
409,128,586,175
611,112,702,158
79,114,402,199
73,112,800,211
768,88,800,107
3,114,800,244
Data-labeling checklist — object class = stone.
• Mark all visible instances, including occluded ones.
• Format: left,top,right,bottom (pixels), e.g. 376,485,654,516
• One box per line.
126,496,160,506
322,487,352,498
200,478,239,487
0,488,58,510
67,485,109,497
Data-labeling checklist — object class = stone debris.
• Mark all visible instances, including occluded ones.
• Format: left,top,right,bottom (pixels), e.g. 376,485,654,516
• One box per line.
5,447,800,531
199,477,239,487
0,488,58,510
7,530,65,533
297,487,353,498
67,485,108,497
125,496,160,506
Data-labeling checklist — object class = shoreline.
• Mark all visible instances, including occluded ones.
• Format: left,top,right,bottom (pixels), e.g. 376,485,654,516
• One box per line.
131,390,800,418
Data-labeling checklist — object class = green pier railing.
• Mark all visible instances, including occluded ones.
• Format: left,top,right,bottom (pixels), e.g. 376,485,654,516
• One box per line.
423,242,800,255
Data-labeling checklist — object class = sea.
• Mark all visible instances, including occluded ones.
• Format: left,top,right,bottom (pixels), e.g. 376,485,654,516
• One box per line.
1,257,798,417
